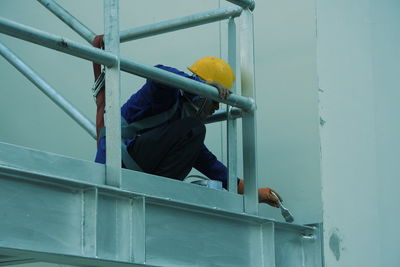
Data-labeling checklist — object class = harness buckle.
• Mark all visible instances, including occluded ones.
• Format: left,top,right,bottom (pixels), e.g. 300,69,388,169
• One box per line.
92,69,105,102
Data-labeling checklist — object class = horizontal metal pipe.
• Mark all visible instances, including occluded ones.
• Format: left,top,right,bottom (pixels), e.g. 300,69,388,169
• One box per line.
0,41,96,139
37,0,96,44
0,16,117,67
205,107,242,124
225,0,255,11
120,58,255,111
120,6,242,42
0,17,256,111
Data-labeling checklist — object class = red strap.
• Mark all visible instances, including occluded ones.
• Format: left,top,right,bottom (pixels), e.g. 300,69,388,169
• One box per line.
92,35,105,144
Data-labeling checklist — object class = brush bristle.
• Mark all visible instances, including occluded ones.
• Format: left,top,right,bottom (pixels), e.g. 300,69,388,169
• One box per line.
281,207,294,223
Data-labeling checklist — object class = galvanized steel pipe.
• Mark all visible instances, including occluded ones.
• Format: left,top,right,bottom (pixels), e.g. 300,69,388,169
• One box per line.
0,41,96,139
120,6,243,42
205,107,242,124
104,0,122,187
225,0,255,11
37,0,96,43
0,17,117,67
120,57,255,111
0,17,255,112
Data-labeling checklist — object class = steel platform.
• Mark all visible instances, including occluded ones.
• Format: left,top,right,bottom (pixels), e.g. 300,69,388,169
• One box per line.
0,142,322,267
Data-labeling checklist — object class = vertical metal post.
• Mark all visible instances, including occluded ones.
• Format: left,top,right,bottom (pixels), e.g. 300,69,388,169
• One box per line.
104,0,121,187
83,188,98,257
261,222,276,266
240,9,258,214
227,18,238,193
132,196,146,263
116,197,132,261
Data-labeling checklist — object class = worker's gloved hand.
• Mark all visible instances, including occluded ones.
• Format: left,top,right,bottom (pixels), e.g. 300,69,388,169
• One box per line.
205,81,231,99
238,179,282,208
258,188,282,208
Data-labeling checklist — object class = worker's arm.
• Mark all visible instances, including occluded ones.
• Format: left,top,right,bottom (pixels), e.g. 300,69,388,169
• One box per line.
237,179,282,208
193,145,282,208
193,144,229,189
122,65,193,123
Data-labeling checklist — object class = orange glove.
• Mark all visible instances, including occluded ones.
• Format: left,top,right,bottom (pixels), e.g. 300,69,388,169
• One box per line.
238,179,282,208
258,187,282,208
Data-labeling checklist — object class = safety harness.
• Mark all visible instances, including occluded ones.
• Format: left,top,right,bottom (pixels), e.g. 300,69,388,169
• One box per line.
92,35,181,171
91,35,213,171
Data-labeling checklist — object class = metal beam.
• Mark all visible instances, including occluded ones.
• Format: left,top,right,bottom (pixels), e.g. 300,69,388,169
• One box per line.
119,57,255,111
0,142,319,266
225,0,255,11
132,197,146,263
104,0,122,187
37,0,96,43
119,6,242,42
83,188,98,257
205,107,242,124
0,141,317,231
0,257,37,266
0,16,256,112
0,41,96,139
0,16,117,67
36,2,242,45
227,17,238,193
240,9,258,214
0,248,155,267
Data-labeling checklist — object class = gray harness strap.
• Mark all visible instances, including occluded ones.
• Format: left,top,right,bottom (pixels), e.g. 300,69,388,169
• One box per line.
120,140,143,171
99,101,179,171
121,100,179,139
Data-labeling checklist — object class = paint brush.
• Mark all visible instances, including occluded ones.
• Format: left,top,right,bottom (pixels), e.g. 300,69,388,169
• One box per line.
271,192,294,223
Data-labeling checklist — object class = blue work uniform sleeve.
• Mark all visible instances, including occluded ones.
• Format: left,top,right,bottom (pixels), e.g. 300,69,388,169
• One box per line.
121,64,195,123
193,144,228,189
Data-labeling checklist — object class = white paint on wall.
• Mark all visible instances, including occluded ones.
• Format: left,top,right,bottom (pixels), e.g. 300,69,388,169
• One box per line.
370,0,400,266
318,0,400,266
255,0,322,224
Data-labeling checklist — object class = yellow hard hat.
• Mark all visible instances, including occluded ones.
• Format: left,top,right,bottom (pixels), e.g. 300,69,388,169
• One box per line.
188,56,235,89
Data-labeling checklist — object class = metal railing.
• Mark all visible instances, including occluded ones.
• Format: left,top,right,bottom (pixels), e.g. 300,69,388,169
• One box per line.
0,0,258,214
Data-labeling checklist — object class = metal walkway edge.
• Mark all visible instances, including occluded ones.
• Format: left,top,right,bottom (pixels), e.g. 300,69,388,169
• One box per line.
0,142,322,267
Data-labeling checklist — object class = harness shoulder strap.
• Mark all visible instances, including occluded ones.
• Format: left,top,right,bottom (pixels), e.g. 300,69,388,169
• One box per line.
92,35,105,144
99,100,179,140
121,100,179,139
121,141,142,171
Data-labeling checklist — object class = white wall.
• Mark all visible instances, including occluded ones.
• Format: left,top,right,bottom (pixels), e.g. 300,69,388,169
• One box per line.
318,0,400,266
254,0,322,224
370,1,400,265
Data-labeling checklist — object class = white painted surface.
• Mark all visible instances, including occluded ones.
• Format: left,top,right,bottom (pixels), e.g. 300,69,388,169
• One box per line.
318,0,400,266
254,0,322,224
370,2,400,265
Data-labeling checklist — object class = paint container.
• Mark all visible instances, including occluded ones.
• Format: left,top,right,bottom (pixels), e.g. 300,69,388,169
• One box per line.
192,179,223,190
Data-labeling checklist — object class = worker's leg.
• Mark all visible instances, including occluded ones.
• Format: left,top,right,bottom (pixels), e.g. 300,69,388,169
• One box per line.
128,117,206,180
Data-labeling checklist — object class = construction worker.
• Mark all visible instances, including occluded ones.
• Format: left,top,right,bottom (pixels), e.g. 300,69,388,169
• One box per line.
94,56,282,208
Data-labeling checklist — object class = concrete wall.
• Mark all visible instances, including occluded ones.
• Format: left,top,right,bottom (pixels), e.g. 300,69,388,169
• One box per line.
318,0,400,266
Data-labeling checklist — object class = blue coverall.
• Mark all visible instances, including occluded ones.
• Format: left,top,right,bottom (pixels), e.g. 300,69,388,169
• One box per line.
95,65,229,188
